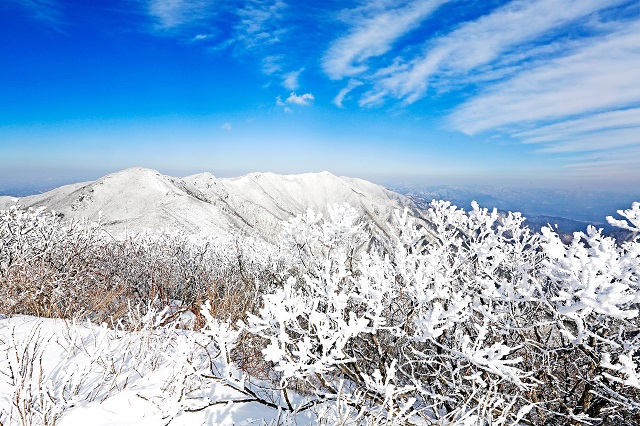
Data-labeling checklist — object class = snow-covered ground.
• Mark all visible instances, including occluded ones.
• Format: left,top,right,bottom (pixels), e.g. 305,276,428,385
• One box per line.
0,314,323,425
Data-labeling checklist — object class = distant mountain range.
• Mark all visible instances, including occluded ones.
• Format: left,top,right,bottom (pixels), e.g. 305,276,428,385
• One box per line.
388,183,638,236
0,168,420,242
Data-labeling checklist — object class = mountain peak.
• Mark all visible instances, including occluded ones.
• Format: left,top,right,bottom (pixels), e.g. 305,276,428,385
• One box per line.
184,171,217,180
106,167,163,177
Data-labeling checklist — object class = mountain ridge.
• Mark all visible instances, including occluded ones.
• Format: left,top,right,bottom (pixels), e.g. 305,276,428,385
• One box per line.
0,167,420,241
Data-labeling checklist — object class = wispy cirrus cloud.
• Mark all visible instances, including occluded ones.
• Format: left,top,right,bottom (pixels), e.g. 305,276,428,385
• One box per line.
6,0,62,27
449,22,640,136
333,79,364,108
144,0,216,32
539,127,640,154
518,107,640,179
322,0,449,80
440,14,639,178
138,0,287,47
262,55,283,75
321,0,632,113
233,0,287,49
515,108,640,146
358,88,388,108
138,0,297,88
375,0,628,103
320,0,638,177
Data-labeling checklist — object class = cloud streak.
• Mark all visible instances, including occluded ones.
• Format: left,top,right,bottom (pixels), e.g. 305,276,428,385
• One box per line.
322,0,449,80
333,79,364,108
317,0,638,176
139,0,288,48
145,0,215,32
515,108,640,145
442,19,640,176
139,0,297,92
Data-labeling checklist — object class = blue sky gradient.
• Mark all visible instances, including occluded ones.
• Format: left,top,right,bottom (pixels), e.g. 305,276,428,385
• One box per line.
1,0,639,192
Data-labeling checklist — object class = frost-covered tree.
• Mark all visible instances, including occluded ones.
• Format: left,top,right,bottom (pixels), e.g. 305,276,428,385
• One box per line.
247,201,640,424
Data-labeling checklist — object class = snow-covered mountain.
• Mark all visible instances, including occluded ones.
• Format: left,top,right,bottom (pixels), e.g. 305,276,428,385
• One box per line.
0,168,420,241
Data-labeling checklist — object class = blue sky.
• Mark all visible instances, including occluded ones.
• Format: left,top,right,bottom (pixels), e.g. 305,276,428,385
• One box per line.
1,0,639,192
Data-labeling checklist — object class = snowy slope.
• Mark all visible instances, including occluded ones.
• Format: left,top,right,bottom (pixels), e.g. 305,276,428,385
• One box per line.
0,168,421,240
0,168,234,236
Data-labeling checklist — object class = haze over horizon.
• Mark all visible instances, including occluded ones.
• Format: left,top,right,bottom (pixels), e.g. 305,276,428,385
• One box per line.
1,0,639,193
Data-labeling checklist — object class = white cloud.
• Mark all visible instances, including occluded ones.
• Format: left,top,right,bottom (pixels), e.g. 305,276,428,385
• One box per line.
275,96,295,112
322,0,449,80
333,79,364,108
221,122,232,131
538,127,640,153
139,0,290,54
315,0,636,178
515,108,640,145
286,92,314,106
436,15,640,179
146,0,215,31
234,0,287,49
282,68,304,90
376,0,627,103
449,23,640,135
262,55,283,75
358,89,388,108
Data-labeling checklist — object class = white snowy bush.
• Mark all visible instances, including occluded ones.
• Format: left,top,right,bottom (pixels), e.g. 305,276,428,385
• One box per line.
246,201,640,425
0,205,277,324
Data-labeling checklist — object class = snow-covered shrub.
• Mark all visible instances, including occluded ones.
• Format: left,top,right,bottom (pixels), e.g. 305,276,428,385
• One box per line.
0,205,277,325
246,201,640,425
0,206,119,320
534,204,640,424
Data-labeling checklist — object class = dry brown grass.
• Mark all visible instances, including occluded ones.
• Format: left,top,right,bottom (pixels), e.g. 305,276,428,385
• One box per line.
0,207,271,330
